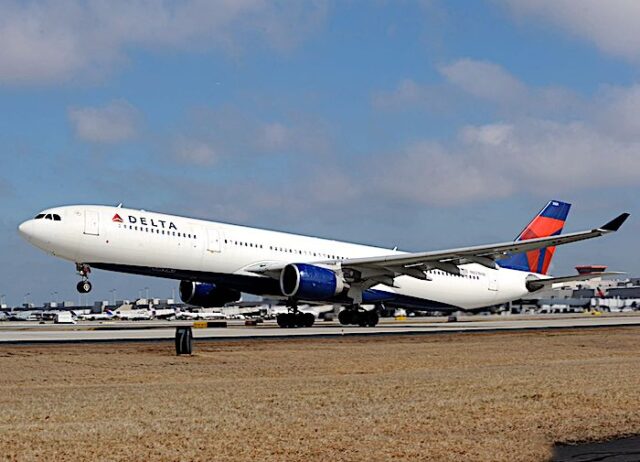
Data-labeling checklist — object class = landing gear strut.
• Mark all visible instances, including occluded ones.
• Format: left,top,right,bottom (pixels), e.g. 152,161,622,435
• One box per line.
338,305,379,327
76,263,92,294
276,300,315,328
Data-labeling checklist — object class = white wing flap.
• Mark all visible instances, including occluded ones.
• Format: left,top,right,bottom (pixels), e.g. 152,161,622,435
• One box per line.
526,272,624,292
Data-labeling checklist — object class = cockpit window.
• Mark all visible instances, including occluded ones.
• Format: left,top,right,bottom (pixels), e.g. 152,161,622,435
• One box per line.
34,214,45,219
52,214,61,221
45,214,52,220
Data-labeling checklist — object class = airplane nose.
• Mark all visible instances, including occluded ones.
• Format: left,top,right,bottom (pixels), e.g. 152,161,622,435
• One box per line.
18,220,31,239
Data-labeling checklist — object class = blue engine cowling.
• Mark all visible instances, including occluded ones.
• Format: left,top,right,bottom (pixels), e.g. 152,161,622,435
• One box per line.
179,281,241,307
280,263,345,301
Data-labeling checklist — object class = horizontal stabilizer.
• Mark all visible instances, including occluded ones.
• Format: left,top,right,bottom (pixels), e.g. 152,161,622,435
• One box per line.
526,272,624,292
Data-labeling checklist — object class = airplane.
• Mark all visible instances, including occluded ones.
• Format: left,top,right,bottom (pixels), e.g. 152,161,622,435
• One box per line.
17,201,629,328
78,310,115,321
151,307,178,320
175,309,226,321
114,309,152,321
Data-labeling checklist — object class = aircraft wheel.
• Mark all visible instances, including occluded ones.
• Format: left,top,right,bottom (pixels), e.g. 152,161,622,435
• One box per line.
76,280,92,294
294,313,306,328
338,309,353,326
302,312,315,327
366,310,379,327
278,313,294,328
357,312,368,327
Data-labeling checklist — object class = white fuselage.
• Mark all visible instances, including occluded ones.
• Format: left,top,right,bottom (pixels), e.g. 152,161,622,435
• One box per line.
18,205,536,310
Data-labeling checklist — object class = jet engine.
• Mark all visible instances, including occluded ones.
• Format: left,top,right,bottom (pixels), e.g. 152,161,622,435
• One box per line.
179,281,241,307
280,263,345,301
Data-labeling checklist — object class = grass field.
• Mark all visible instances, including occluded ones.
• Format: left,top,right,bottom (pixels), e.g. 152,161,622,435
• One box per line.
1,328,640,461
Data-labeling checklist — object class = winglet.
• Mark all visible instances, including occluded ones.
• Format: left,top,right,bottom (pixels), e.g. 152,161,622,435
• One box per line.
600,213,630,232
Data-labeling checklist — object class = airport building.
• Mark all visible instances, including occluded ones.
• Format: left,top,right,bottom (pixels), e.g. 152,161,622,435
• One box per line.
2,265,640,320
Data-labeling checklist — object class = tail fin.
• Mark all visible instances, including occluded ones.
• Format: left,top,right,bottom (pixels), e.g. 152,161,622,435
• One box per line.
498,200,571,275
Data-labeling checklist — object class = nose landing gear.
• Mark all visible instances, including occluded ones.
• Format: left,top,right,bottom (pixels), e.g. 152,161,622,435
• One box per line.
76,264,92,294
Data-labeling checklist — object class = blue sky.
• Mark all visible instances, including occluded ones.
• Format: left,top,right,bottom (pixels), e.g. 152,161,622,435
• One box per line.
1,0,639,306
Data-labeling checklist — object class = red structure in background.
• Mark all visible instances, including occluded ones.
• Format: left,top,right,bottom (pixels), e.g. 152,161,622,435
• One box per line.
575,265,608,275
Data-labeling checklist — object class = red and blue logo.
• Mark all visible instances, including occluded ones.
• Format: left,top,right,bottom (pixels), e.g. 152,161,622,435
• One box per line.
499,200,571,275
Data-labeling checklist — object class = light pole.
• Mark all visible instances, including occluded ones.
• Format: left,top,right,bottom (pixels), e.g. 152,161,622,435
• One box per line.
144,286,149,300
109,289,116,306
0,294,5,306
24,292,31,307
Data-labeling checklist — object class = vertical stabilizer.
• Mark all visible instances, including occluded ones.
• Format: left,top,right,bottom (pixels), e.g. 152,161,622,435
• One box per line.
498,200,571,275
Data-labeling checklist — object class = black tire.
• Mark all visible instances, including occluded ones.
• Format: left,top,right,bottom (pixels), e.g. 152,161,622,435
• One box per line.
76,281,92,294
279,313,293,328
338,309,352,325
303,312,315,327
366,310,379,327
357,312,368,327
294,313,306,328
276,314,287,328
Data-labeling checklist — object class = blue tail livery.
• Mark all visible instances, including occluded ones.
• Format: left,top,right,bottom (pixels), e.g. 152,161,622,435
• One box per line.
498,200,571,275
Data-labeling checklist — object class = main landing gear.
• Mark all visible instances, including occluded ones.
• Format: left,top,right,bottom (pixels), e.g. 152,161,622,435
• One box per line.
276,301,315,328
76,263,92,294
338,305,379,327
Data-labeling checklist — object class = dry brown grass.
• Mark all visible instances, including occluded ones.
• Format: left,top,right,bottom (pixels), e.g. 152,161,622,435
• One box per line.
1,328,640,461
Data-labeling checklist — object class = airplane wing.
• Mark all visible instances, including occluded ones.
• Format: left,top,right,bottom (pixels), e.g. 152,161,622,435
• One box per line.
525,272,624,292
244,213,629,286
339,213,629,280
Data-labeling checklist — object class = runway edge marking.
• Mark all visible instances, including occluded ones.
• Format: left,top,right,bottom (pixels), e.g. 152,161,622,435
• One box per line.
2,322,640,345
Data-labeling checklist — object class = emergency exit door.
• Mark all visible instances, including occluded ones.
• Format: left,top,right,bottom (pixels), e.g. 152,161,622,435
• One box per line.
84,210,100,236
207,228,221,253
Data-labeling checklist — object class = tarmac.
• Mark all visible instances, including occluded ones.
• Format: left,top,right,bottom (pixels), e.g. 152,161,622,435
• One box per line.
2,314,640,343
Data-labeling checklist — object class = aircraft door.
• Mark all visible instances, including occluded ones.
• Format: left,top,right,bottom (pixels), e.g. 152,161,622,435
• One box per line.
488,274,498,291
84,210,100,236
206,228,222,253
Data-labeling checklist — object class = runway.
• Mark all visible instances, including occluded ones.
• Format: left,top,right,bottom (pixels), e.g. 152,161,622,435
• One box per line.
2,314,640,343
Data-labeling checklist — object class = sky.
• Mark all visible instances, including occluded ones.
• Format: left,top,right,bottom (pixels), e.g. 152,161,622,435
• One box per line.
1,0,639,306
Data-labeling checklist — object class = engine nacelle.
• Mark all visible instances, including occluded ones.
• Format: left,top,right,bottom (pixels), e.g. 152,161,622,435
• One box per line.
280,263,345,301
179,281,241,307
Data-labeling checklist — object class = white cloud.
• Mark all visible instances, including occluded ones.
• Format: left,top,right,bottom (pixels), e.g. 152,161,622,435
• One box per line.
372,79,432,109
258,122,290,150
168,107,332,166
374,59,582,116
595,84,640,140
0,0,328,84
173,138,218,166
68,100,139,143
439,59,527,104
500,0,640,61
373,118,640,206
